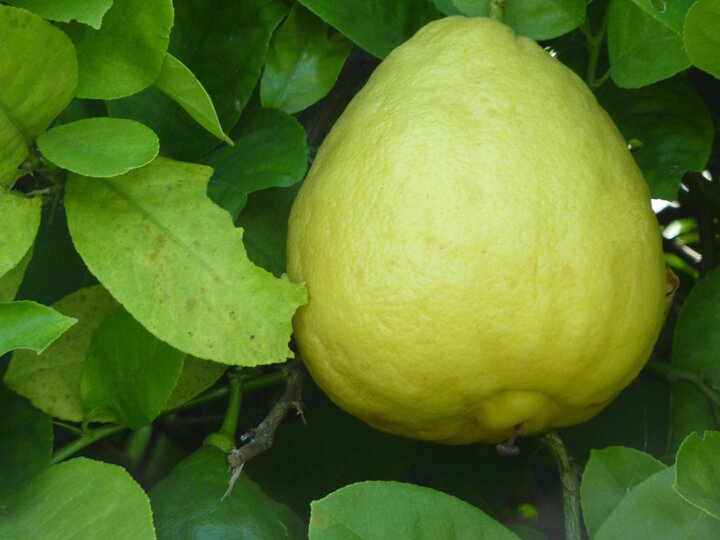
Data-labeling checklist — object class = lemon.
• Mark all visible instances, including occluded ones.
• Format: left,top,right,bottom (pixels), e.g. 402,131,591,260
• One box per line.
286,16,668,444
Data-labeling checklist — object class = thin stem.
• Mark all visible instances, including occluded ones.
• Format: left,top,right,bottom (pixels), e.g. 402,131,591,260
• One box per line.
645,360,720,404
488,0,506,22
581,5,610,88
540,431,582,540
218,375,243,439
51,424,126,464
243,368,288,391
166,386,230,414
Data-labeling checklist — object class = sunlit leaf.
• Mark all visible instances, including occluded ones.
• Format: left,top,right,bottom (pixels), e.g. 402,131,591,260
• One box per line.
153,54,233,145
37,118,159,177
5,0,113,29
65,157,306,366
0,192,41,282
683,0,720,79
64,0,173,99
4,286,117,421
0,458,155,540
504,0,586,40
0,5,77,179
309,481,520,539
0,301,76,357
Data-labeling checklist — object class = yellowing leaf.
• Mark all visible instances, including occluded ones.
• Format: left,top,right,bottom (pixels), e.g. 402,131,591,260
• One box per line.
65,157,306,366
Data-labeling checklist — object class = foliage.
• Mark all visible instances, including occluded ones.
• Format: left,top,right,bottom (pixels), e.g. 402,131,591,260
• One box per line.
0,0,718,538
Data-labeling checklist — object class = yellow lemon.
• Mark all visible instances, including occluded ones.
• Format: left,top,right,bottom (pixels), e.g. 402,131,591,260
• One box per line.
286,16,668,444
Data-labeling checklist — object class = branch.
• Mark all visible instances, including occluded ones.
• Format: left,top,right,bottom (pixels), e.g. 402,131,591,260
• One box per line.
223,362,306,499
540,431,582,540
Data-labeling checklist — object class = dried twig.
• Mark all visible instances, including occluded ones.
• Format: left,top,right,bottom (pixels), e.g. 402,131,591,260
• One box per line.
222,362,306,500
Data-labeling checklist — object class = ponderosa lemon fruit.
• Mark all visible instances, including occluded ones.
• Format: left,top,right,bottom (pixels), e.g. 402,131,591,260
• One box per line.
286,16,668,444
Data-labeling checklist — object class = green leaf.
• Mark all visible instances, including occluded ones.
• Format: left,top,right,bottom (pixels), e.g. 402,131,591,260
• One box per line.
309,481,520,539
595,467,720,539
0,246,33,302
596,77,713,200
247,404,416,520
670,269,720,447
298,0,441,59
163,356,227,410
65,157,306,366
504,0,587,40
4,286,118,421
150,445,306,539
0,5,77,179
37,118,159,177
0,458,155,540
261,4,353,114
5,0,113,29
607,0,690,88
0,384,52,508
153,54,233,145
684,0,720,79
628,0,694,35
0,192,40,282
64,0,173,99
0,301,77,357
674,431,720,519
507,525,548,540
431,0,468,16
205,109,309,219
108,0,291,160
580,446,666,537
81,306,185,428
238,185,300,276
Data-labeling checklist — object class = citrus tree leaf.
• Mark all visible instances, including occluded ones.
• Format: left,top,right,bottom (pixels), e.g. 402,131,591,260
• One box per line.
607,0,690,88
0,458,155,540
238,185,300,276
432,0,487,16
0,192,41,281
595,467,720,539
628,0,694,34
204,108,308,219
153,54,233,145
4,286,117,421
0,246,33,302
683,0,720,79
309,480,520,539
580,446,666,537
64,157,306,366
81,306,185,428
261,4,353,114
37,118,159,177
0,384,52,508
431,0,466,16
248,404,416,520
297,0,441,59
597,77,713,201
504,0,586,40
0,5,77,179
163,356,227,410
0,301,77,357
669,268,720,448
108,0,290,160
674,431,720,519
63,0,173,99
150,445,306,540
5,0,113,29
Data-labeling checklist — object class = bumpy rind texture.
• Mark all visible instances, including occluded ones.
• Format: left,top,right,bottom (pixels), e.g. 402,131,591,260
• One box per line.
287,17,667,444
